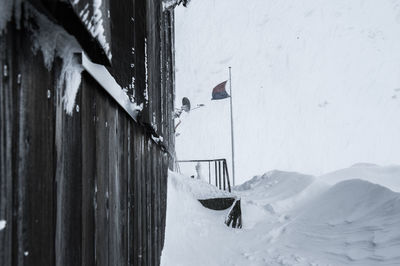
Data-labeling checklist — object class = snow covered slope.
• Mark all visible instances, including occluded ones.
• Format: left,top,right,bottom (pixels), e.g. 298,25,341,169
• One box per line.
320,163,400,192
236,170,328,214
280,179,400,265
174,0,400,184
161,172,237,266
162,168,400,265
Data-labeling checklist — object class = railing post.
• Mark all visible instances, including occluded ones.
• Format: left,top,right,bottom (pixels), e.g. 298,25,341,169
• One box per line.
223,160,231,192
208,162,211,184
218,160,222,190
177,159,232,192
223,161,226,191
214,161,218,188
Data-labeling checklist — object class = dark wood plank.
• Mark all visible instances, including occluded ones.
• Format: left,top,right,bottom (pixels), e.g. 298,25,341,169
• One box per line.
54,70,83,266
17,28,57,266
108,103,119,266
81,72,97,266
0,24,14,266
95,87,111,266
133,126,144,265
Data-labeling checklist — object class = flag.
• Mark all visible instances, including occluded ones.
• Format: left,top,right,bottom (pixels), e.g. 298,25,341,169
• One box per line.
211,80,230,100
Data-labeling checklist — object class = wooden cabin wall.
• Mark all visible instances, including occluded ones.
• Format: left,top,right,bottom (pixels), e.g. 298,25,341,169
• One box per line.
161,10,176,166
0,4,175,266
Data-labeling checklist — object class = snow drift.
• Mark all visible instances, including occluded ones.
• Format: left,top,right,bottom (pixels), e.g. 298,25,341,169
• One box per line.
320,163,400,192
162,171,236,266
162,165,400,265
277,179,400,265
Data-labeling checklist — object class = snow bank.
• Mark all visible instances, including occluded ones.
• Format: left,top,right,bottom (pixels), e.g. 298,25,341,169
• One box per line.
168,170,233,200
162,171,235,266
280,179,400,265
236,170,328,214
236,170,315,195
163,169,400,265
320,164,400,192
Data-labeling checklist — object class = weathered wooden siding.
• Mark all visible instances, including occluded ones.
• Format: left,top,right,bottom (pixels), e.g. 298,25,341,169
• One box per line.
0,2,175,266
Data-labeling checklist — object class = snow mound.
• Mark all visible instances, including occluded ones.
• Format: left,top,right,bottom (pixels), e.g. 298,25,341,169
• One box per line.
301,179,400,223
236,170,315,196
162,171,234,266
163,170,400,266
320,164,400,192
236,170,328,214
280,179,400,265
169,170,233,200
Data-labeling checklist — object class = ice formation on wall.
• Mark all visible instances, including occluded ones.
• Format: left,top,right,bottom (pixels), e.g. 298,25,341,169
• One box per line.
0,1,85,113
1,0,83,115
26,4,84,115
57,51,84,115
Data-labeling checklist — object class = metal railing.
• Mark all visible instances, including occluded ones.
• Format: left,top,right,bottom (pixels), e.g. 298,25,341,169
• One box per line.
177,159,231,192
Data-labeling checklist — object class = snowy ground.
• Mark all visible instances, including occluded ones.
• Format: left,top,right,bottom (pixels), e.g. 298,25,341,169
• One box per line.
161,165,400,266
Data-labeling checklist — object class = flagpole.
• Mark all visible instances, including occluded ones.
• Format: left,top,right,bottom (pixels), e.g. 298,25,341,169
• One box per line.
228,67,235,186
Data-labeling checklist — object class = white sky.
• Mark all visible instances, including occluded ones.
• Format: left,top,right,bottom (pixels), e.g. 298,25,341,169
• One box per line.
174,0,400,185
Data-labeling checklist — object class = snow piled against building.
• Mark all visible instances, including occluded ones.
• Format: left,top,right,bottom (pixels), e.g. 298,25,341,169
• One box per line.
162,165,400,265
161,171,235,266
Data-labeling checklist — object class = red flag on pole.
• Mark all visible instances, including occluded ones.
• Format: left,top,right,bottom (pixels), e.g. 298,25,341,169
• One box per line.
211,81,230,100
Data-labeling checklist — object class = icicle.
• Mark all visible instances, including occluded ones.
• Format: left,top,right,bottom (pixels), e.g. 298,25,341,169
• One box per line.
27,4,83,115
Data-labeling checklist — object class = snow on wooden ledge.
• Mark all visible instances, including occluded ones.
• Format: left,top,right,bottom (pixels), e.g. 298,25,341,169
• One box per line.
80,52,143,121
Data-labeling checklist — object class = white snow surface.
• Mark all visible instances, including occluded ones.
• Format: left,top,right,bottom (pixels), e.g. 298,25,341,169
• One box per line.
320,163,400,192
162,165,400,265
174,0,400,185
167,171,233,200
